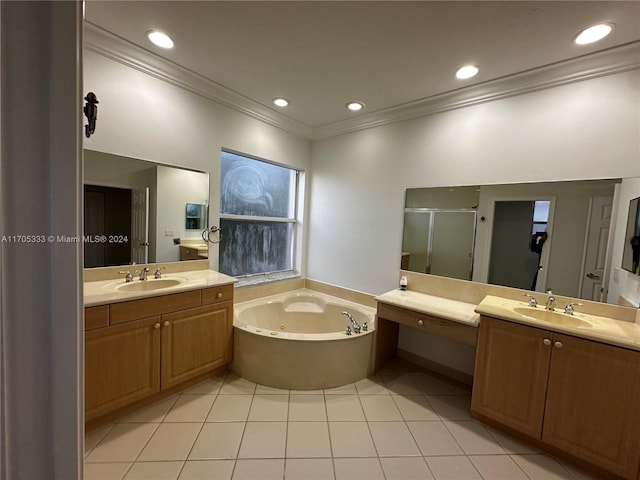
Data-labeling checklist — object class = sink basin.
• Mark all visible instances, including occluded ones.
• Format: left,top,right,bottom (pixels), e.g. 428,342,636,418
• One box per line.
513,307,591,328
116,278,184,292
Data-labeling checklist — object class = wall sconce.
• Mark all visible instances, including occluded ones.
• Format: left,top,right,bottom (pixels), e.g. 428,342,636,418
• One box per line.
83,92,99,138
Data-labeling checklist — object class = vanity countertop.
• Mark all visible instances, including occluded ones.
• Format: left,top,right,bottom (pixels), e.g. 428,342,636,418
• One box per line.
84,269,237,307
375,289,480,327
476,295,640,352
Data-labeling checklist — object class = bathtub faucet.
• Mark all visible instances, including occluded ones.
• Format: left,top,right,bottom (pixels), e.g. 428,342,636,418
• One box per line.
341,311,361,334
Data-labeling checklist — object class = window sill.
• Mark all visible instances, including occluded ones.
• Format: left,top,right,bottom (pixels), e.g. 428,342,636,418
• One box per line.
233,271,301,288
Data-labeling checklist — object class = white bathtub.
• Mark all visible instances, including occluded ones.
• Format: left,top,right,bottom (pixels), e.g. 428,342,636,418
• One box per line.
232,289,376,390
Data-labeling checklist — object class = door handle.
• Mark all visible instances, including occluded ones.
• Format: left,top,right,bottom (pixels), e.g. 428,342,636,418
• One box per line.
586,272,600,279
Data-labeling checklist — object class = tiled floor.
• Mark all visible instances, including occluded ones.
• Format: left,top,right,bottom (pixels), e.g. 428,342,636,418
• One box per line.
85,359,600,480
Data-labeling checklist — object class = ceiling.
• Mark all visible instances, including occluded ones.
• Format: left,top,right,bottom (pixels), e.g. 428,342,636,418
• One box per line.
84,1,640,137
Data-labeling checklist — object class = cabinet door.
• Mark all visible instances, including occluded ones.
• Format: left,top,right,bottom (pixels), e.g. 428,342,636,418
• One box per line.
161,302,232,389
543,334,640,479
471,316,552,438
85,317,161,422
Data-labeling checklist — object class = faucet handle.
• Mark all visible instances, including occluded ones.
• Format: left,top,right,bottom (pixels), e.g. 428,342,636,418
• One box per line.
154,266,166,279
523,293,538,307
564,303,584,315
362,321,368,331
345,326,352,336
118,271,133,283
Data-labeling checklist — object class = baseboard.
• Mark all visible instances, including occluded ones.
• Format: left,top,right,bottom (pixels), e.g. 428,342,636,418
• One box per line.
397,348,474,386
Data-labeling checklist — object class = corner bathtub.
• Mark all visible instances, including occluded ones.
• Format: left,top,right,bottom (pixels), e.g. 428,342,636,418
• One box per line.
232,289,377,390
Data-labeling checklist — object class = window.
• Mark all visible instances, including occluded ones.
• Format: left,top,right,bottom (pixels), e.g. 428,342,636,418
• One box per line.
219,150,298,278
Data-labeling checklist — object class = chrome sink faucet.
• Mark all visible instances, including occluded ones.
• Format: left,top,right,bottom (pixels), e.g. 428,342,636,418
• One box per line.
341,311,361,334
118,270,133,283
138,266,150,281
545,289,555,311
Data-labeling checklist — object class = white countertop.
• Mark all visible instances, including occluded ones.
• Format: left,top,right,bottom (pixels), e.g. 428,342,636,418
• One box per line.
84,269,237,307
375,289,480,327
476,295,640,352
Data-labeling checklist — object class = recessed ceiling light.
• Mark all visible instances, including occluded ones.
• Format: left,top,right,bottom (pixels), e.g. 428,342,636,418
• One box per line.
575,23,614,45
455,65,479,80
273,98,289,107
346,101,365,111
147,30,174,49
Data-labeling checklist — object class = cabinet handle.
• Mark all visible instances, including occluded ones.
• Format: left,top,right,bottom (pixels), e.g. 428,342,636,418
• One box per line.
543,338,551,346
154,323,160,329
554,341,563,349
418,320,424,326
217,292,223,298
163,321,170,327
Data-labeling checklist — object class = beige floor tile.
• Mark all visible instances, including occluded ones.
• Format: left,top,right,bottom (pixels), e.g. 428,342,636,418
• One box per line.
123,461,184,480
359,395,402,421
189,423,245,460
354,376,389,394
393,395,440,421
379,358,424,375
325,395,365,421
181,376,224,395
406,421,464,456
511,454,575,480
85,423,159,463
413,374,454,395
556,459,603,480
85,424,114,456
469,455,530,480
368,422,421,457
457,394,472,410
233,459,285,480
486,427,539,454
425,455,482,479
324,383,357,394
219,374,256,395
255,384,289,394
137,423,201,461
380,457,434,480
328,422,377,458
284,458,335,479
444,379,473,395
286,422,332,458
333,458,385,480
238,422,287,458
84,462,132,480
288,394,326,421
426,394,472,420
248,394,289,421
164,394,216,423
116,396,179,423
382,375,422,395
289,389,324,395
444,420,505,455
178,459,234,480
207,395,252,422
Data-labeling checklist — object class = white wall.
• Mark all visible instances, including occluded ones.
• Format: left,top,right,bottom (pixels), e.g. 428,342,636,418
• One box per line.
608,177,640,308
83,49,312,271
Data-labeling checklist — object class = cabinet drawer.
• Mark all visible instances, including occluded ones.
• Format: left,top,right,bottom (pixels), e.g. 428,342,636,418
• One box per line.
377,302,477,346
85,305,109,331
202,284,234,305
110,290,202,325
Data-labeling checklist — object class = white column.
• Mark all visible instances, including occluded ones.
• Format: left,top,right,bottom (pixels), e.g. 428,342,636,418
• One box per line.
0,1,83,478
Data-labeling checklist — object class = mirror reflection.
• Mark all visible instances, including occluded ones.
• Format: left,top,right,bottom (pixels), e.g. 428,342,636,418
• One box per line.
84,150,209,268
402,179,626,303
622,196,640,274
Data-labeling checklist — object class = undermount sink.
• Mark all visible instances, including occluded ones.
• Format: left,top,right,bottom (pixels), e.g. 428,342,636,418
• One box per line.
513,307,592,329
116,278,185,292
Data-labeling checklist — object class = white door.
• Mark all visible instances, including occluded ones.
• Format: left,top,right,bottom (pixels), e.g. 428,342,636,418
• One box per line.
131,187,149,264
580,196,613,301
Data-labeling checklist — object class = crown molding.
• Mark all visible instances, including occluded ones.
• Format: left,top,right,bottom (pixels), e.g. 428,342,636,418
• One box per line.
84,22,639,142
83,22,314,139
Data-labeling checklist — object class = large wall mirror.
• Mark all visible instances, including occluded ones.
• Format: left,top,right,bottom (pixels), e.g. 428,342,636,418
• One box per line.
622,196,640,275
84,150,210,268
401,178,638,304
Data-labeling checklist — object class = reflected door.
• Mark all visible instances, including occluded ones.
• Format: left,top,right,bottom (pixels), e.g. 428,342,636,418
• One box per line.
131,187,149,264
429,211,477,280
580,196,613,301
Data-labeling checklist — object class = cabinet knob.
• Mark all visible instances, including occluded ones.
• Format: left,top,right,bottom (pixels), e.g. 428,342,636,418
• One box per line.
163,321,170,327
554,341,563,349
217,292,223,298
154,323,160,329
543,338,551,346
418,320,424,326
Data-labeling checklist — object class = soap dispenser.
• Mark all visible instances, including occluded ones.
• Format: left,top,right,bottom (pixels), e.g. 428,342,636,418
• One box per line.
400,275,408,291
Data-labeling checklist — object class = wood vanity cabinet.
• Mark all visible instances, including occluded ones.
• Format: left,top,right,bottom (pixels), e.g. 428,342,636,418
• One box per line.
84,284,233,424
472,316,640,480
